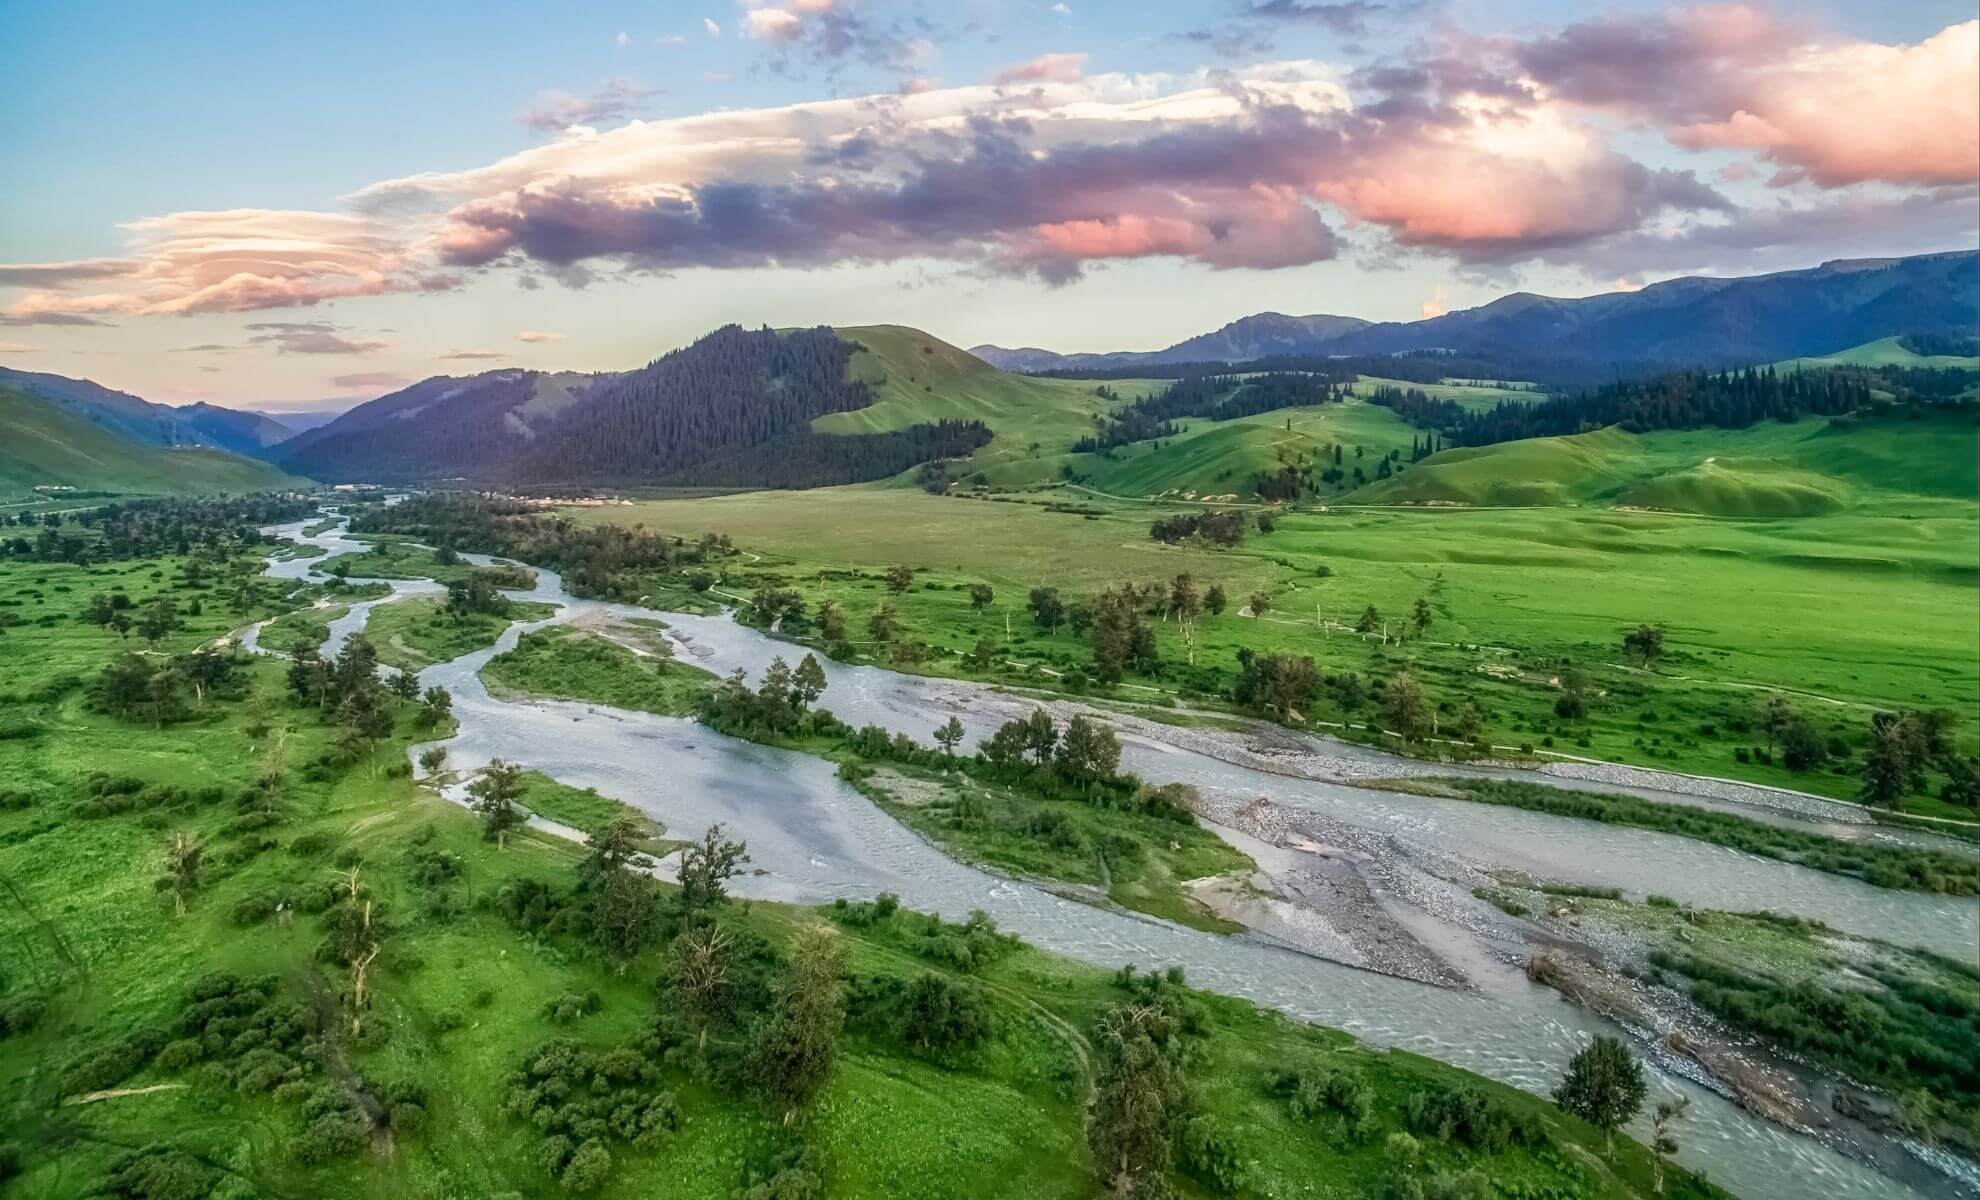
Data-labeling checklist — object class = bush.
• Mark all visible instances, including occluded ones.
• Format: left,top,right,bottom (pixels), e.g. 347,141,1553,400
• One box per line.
63,1028,168,1094
562,1139,612,1191
1179,1116,1246,1194
0,991,48,1038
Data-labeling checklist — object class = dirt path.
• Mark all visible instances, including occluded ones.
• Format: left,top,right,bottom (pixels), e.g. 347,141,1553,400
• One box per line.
67,1083,188,1106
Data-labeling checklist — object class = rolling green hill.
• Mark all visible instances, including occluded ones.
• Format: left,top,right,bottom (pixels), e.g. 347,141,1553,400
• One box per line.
817,326,1164,479
1341,411,1977,517
1774,335,1980,371
0,385,306,501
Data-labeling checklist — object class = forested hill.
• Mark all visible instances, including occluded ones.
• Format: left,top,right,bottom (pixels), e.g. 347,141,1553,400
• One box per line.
1370,363,1974,448
276,325,991,489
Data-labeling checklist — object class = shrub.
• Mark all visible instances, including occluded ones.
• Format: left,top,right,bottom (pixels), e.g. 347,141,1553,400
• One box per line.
1179,1116,1246,1194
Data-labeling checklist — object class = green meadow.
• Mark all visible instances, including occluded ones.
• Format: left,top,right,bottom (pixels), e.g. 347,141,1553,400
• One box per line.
0,547,1721,1200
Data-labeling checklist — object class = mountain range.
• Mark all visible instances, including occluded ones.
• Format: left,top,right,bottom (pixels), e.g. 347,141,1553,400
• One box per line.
970,251,1980,372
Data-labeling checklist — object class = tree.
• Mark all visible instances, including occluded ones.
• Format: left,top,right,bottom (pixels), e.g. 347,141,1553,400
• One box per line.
468,758,526,847
670,923,736,1053
1027,586,1065,632
137,598,178,646
1022,708,1058,765
1623,624,1665,667
898,972,993,1059
418,685,453,728
1056,715,1121,785
968,583,994,610
590,870,663,971
1383,672,1427,741
816,600,848,644
867,603,898,644
581,815,647,886
980,719,1030,769
1650,1095,1690,1195
1203,585,1226,617
389,670,420,703
162,831,204,916
1247,590,1272,617
1780,718,1827,772
1355,605,1379,634
1553,1035,1646,1157
793,654,827,710
964,636,998,672
418,746,447,775
677,824,750,917
747,923,847,1118
884,564,915,593
1088,1005,1184,1200
1411,597,1432,634
1860,713,1918,808
1759,694,1795,755
1091,584,1155,685
934,716,965,756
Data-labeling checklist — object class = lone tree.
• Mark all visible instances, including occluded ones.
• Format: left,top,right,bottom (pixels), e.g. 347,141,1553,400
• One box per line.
934,716,965,756
1623,624,1665,667
1553,1035,1647,1157
468,758,526,847
968,583,994,610
1383,671,1427,741
1088,1004,1185,1199
1203,585,1227,616
1247,590,1272,617
162,831,205,916
1859,712,1918,808
1411,597,1432,634
677,824,750,918
670,922,736,1053
747,923,847,1119
884,564,915,593
1650,1095,1690,1195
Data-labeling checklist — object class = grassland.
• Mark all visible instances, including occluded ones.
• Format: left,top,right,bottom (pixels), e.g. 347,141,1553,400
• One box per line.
0,385,306,502
363,596,557,673
1774,335,1980,372
1344,412,1977,517
480,625,718,717
0,549,1722,1200
850,764,1248,934
569,475,1977,813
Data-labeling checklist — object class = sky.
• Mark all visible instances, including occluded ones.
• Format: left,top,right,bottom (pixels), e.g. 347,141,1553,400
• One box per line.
0,1,1975,413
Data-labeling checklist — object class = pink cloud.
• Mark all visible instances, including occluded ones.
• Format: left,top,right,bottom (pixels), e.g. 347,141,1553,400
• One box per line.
992,52,1088,86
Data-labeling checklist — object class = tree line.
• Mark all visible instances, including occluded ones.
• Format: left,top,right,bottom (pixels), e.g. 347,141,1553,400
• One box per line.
1074,371,1349,454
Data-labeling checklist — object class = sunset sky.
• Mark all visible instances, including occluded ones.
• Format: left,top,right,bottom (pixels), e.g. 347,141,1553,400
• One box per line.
2,1,1974,412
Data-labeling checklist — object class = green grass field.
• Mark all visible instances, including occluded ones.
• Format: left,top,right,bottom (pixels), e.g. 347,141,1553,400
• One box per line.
1774,335,1980,372
480,625,717,717
0,548,1722,1200
364,596,557,673
1344,412,1978,518
0,385,305,502
567,471,1977,812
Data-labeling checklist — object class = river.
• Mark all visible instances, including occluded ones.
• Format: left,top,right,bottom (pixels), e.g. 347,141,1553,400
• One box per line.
250,514,1977,1200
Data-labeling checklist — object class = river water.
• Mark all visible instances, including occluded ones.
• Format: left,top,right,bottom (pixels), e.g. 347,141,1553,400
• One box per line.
253,515,1977,1200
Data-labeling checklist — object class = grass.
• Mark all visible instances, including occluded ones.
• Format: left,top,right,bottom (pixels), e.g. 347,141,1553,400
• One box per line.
565,480,1977,810
0,549,1726,1200
1774,335,1980,372
325,538,505,586
1342,412,1977,517
849,764,1248,933
480,625,718,717
1376,778,1977,895
0,385,306,502
259,603,346,653
363,596,556,672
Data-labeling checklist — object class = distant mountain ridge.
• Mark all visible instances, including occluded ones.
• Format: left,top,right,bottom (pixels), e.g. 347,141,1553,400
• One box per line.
0,366,306,458
970,250,1979,372
0,383,304,499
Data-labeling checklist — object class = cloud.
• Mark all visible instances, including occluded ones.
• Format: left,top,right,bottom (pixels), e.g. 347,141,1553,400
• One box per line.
1508,10,1979,188
1419,286,1446,318
992,52,1086,86
704,17,721,36
0,258,137,287
522,78,659,132
1241,1,1385,35
1051,2,1070,12
615,31,631,48
13,14,1969,320
0,341,33,354
0,209,447,322
516,330,565,343
246,321,389,355
744,7,805,41
330,371,410,390
659,34,687,46
438,349,506,360
0,311,116,327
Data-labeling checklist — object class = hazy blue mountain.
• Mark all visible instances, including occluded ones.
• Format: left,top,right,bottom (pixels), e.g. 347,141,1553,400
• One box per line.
176,403,297,457
0,365,218,448
972,250,1979,371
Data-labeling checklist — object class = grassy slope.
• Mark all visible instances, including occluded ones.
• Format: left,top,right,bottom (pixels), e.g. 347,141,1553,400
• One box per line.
0,551,1719,1200
0,385,305,500
1344,412,1978,518
1774,335,1980,371
819,325,1164,481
